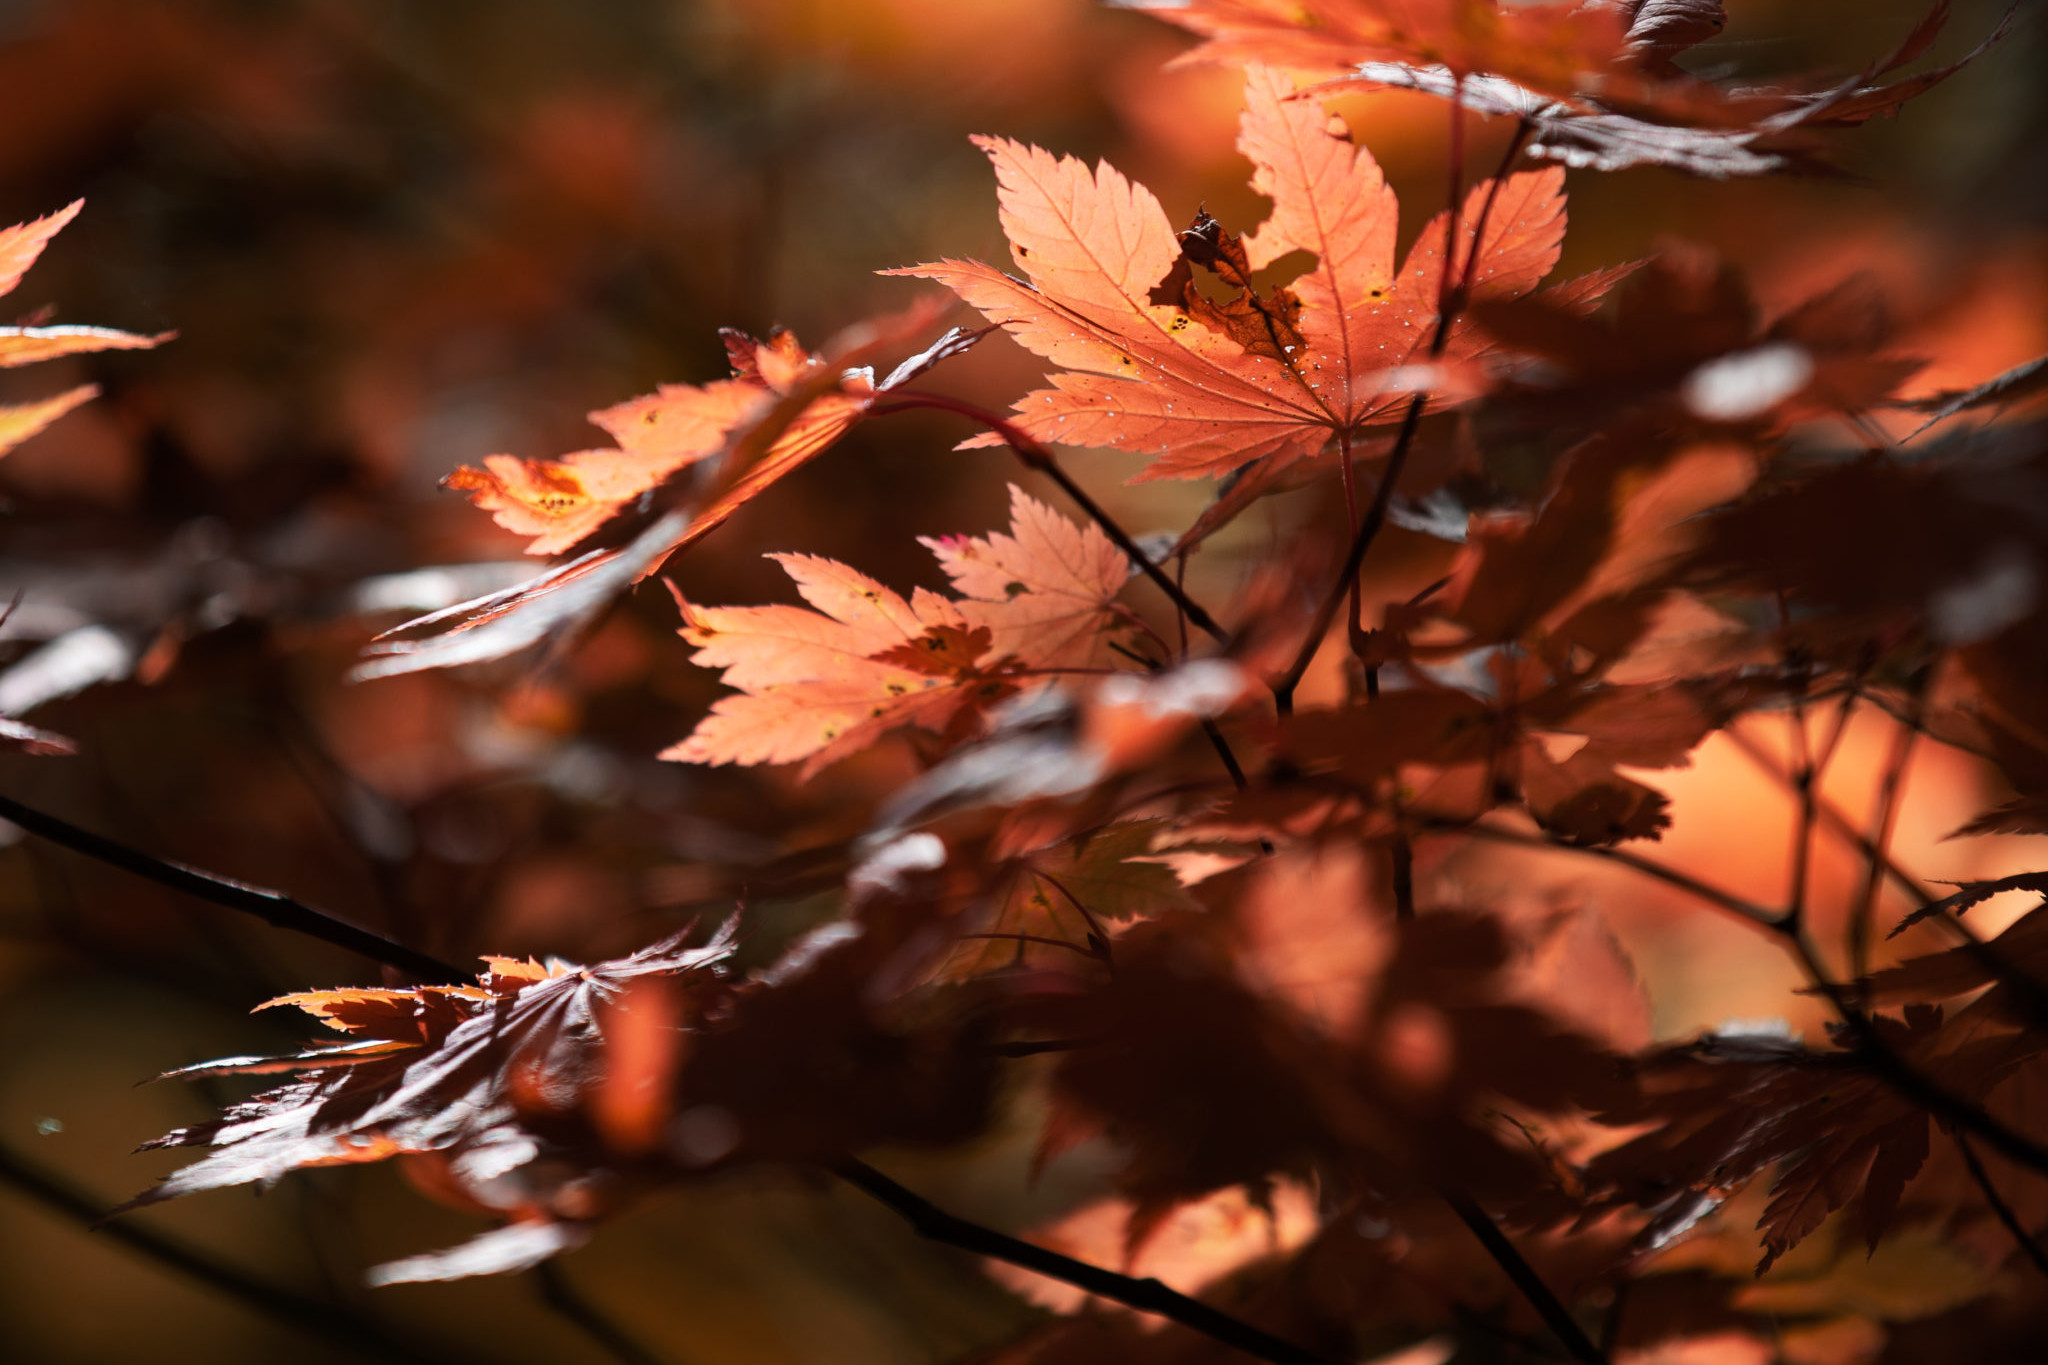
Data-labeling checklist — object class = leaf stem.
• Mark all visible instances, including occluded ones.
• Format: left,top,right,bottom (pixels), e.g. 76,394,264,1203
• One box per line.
831,1157,1340,1365
0,792,465,983
874,393,1230,644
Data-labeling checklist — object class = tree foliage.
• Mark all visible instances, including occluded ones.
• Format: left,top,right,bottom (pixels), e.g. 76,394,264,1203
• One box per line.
3,3,2046,1364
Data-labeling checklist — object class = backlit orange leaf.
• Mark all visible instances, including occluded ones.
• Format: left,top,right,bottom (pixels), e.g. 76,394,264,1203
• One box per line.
446,309,973,556
892,67,1580,484
665,485,1138,775
0,200,168,457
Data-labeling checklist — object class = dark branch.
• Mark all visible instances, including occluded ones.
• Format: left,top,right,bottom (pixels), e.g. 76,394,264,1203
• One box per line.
831,1157,1339,1365
1456,812,2048,1180
1456,820,1781,929
536,1261,671,1365
1441,1188,1610,1365
0,792,465,983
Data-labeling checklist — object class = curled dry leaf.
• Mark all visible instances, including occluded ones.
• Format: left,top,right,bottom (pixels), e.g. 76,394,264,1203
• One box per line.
122,929,736,1285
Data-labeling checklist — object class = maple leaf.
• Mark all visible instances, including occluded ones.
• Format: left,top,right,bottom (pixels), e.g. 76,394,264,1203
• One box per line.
445,304,973,556
0,200,169,458
358,311,971,681
665,485,1136,775
890,66,1579,485
123,931,734,1285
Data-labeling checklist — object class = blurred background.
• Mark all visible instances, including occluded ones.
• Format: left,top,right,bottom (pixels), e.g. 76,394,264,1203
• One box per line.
0,0,2043,1360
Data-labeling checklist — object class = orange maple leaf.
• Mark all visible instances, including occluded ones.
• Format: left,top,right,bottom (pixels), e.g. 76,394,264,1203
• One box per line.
0,200,170,457
666,485,1137,775
891,66,1574,483
445,309,971,556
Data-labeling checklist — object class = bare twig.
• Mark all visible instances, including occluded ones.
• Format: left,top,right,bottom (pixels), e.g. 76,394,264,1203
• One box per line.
1456,820,1781,929
1441,1187,1610,1365
1458,814,2048,1179
1390,831,1416,922
0,792,464,983
831,1157,1339,1365
1849,689,1921,983
1782,641,1818,933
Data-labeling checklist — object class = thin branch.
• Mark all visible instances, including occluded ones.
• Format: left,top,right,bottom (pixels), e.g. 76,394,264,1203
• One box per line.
0,1143,464,1365
1720,725,2048,1029
1456,820,1781,929
1465,810,2048,1178
1849,688,1920,984
1782,646,1817,932
1107,639,1251,791
1440,1187,1610,1365
1954,1132,2048,1281
1203,719,1251,790
873,393,1230,644
831,1157,1339,1365
1722,725,1933,915
0,792,465,983
537,1261,673,1365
